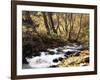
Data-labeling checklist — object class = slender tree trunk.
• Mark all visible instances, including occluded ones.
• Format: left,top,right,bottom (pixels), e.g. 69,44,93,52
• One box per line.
42,12,51,35
64,14,69,39
68,13,73,41
75,14,83,41
56,14,63,35
54,13,60,36
48,13,57,34
56,13,59,30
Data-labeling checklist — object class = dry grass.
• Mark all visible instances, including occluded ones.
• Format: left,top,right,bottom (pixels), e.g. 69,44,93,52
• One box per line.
59,50,89,67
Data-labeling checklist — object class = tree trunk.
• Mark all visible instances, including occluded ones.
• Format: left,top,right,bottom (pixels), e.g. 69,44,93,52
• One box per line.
64,14,69,39
75,14,83,41
48,13,57,34
42,12,51,35
68,13,73,41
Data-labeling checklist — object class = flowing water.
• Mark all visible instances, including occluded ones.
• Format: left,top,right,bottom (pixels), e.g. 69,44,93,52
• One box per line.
22,43,88,69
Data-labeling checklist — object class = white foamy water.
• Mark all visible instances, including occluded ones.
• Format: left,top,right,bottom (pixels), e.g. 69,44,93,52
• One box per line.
26,53,65,68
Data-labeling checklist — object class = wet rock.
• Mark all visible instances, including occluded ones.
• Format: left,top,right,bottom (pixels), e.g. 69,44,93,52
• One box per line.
49,65,58,68
32,52,41,57
53,59,58,63
58,57,63,61
49,51,55,55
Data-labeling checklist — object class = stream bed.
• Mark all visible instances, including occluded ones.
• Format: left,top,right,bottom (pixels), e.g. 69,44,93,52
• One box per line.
22,43,89,69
